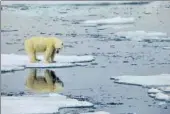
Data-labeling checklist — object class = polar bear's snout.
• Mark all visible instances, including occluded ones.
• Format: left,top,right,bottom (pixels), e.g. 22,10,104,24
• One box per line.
57,42,64,52
56,49,60,53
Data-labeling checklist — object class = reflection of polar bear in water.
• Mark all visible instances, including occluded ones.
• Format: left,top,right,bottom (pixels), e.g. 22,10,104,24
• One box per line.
24,37,64,63
25,69,64,93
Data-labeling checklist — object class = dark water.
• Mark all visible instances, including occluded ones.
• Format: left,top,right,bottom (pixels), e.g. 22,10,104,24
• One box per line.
1,1,170,114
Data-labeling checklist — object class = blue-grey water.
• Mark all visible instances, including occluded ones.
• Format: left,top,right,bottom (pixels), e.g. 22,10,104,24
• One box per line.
1,1,170,114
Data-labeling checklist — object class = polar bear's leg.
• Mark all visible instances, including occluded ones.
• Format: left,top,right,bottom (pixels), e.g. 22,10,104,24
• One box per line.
50,49,56,63
30,52,37,63
26,51,38,63
44,46,53,63
26,49,37,63
25,43,37,63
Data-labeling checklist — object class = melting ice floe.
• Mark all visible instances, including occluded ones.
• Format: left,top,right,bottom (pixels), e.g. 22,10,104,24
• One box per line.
112,74,170,86
114,31,170,42
111,74,170,102
81,111,110,114
1,94,93,114
1,54,95,72
83,17,135,25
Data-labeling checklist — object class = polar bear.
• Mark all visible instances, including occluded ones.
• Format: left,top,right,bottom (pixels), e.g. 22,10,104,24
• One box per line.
25,69,64,93
24,36,63,63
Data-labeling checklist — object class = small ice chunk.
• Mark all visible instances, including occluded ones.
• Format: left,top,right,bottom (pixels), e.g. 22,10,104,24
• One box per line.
98,24,133,30
158,86,170,93
148,93,156,98
155,92,170,101
83,17,135,25
148,88,161,94
158,102,167,106
115,31,169,41
81,111,110,114
162,47,170,50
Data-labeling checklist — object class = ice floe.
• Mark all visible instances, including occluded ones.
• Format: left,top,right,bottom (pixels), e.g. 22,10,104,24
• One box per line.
111,74,170,86
1,54,95,72
111,74,170,102
114,31,169,42
1,94,93,114
83,17,135,25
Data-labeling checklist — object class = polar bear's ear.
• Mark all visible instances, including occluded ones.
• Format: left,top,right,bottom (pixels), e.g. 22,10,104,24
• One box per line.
54,40,63,48
61,42,64,49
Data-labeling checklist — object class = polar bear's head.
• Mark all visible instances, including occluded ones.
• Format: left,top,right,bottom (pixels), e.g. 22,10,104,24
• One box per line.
54,38,64,53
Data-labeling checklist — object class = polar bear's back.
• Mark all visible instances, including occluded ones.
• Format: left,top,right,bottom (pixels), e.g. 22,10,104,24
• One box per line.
24,36,62,52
